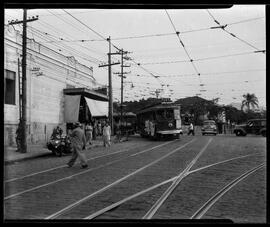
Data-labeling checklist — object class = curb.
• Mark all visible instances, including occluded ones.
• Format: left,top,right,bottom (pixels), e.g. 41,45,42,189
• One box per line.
4,151,52,165
4,142,104,165
4,137,129,165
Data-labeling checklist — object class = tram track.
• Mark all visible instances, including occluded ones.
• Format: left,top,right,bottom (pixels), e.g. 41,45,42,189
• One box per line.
83,152,260,219
45,138,197,219
4,135,265,221
4,139,179,200
5,140,174,183
190,163,265,219
82,146,264,220
47,138,263,220
142,138,213,219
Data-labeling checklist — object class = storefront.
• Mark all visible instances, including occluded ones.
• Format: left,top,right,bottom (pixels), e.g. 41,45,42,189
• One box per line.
64,87,109,130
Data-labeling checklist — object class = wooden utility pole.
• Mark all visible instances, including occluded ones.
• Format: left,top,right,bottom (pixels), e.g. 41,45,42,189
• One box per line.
120,49,124,133
114,49,131,136
98,37,120,134
107,37,113,133
8,10,38,153
17,58,21,121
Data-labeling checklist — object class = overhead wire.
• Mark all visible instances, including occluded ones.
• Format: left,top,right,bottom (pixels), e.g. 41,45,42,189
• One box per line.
28,26,103,65
34,20,108,59
22,15,265,44
164,9,204,95
140,50,265,65
165,9,201,77
6,25,104,86
46,9,92,34
206,9,265,53
227,16,265,26
5,9,266,104
28,23,107,65
154,68,266,78
27,9,109,17
61,9,164,87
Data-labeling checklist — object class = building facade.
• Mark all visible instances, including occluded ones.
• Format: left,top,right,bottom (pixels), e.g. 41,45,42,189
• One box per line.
4,25,101,147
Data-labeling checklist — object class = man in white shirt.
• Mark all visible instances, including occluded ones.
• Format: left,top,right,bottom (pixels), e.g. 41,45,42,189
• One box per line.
103,121,111,147
188,122,195,136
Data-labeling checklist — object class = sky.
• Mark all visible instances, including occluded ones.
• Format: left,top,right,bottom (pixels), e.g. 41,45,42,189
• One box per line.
4,5,266,108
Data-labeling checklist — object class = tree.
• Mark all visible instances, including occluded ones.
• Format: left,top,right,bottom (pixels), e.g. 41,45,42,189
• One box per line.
241,93,259,112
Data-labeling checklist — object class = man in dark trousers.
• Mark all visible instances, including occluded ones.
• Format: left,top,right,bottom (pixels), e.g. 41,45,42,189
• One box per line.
187,122,195,136
67,122,88,168
15,121,23,152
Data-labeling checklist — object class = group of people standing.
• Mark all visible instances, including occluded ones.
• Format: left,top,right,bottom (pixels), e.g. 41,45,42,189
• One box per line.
84,120,111,148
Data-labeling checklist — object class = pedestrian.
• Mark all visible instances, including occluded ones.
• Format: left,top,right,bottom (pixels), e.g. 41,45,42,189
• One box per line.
85,121,93,147
115,120,121,142
103,120,111,147
217,121,222,134
15,121,23,152
97,121,102,136
187,122,195,136
92,120,97,140
67,122,88,168
51,125,63,139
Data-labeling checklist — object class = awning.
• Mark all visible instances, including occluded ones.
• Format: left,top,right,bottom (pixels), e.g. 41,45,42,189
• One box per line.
64,95,81,123
63,88,109,122
84,97,108,117
63,88,108,101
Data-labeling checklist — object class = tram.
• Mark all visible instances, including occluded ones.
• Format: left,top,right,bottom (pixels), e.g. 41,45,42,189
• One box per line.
136,102,182,140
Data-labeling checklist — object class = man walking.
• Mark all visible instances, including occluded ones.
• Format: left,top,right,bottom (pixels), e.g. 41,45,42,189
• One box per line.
103,120,111,147
188,122,195,136
67,122,88,168
85,122,93,147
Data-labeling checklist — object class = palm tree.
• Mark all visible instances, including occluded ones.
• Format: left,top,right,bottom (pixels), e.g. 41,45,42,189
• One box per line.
241,93,259,112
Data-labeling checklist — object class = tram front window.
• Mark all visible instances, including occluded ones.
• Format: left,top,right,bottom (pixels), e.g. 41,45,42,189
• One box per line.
165,109,174,120
156,109,174,121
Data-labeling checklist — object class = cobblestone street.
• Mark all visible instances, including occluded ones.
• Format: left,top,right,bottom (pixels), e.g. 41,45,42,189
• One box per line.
4,134,266,222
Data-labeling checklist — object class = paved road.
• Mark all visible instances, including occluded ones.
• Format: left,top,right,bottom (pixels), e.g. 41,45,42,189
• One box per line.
4,134,266,222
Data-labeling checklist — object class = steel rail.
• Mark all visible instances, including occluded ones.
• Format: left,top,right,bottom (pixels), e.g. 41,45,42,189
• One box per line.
4,140,176,200
5,141,173,183
84,152,259,219
190,163,266,219
142,138,213,219
45,138,197,219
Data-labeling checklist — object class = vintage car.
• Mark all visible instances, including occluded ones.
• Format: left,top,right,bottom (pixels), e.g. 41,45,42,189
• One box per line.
201,120,217,136
233,119,266,137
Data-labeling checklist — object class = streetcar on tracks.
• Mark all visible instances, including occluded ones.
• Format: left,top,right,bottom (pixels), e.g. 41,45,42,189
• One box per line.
136,102,182,140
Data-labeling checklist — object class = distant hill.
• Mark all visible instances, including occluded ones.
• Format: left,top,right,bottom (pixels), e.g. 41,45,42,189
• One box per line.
174,96,214,107
229,102,242,110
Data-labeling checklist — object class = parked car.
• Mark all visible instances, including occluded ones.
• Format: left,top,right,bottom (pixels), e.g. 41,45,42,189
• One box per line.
201,120,217,136
233,119,266,137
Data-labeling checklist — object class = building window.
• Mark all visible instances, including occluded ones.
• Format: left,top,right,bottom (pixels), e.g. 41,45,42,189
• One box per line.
5,70,16,105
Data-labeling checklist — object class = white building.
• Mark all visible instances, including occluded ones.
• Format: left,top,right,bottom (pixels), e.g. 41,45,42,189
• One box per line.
4,25,108,148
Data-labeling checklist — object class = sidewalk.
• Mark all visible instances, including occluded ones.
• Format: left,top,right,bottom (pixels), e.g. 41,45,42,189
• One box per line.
4,136,110,165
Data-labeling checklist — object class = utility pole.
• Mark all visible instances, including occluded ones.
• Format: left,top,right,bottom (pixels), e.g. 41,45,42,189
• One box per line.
98,37,120,134
8,10,38,153
120,49,124,133
113,49,131,136
17,58,21,121
107,37,113,134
